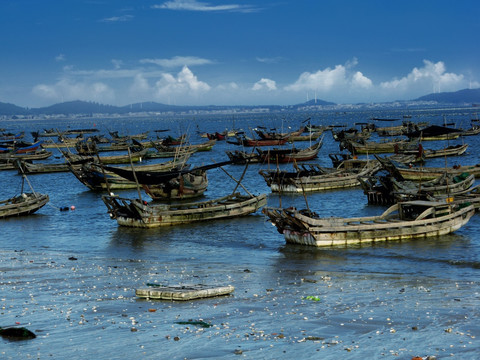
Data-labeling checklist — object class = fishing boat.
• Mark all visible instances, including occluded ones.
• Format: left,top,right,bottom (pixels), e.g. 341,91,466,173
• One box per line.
400,143,468,159
263,200,475,247
406,125,462,141
0,149,53,161
68,156,191,192
259,162,380,193
359,171,475,205
375,155,480,181
14,160,71,174
102,160,236,200
340,138,419,155
102,192,267,228
0,171,49,218
257,138,323,163
229,135,288,147
62,149,148,164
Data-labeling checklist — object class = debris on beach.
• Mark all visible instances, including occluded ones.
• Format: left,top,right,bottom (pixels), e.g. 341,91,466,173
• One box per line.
0,326,36,340
136,284,234,301
175,320,212,328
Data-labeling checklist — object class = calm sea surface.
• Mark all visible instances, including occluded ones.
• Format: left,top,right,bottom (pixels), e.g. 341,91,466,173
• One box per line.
1,108,479,359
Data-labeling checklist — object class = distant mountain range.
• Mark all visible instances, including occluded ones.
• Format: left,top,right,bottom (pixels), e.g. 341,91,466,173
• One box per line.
1,88,479,116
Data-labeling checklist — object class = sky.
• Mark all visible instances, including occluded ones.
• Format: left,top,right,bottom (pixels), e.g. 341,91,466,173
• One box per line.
1,0,479,108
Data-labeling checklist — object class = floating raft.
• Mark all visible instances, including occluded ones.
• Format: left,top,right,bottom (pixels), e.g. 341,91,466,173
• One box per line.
136,284,235,301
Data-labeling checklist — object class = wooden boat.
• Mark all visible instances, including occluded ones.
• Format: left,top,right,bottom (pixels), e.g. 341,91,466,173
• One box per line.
263,200,475,247
255,126,304,141
14,160,71,174
62,149,148,164
288,131,322,142
226,150,261,164
259,162,380,193
257,139,323,163
0,149,53,161
68,157,191,192
141,170,208,200
102,192,267,228
0,172,49,218
206,132,226,140
230,136,289,147
359,172,475,205
341,138,418,155
375,156,480,181
0,140,44,154
406,125,462,141
0,192,49,218
400,143,468,159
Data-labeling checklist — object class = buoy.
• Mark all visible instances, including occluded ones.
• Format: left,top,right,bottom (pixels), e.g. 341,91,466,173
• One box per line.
60,207,69,211
70,205,76,211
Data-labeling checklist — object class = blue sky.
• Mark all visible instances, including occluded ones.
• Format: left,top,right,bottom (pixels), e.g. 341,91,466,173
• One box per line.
1,0,479,107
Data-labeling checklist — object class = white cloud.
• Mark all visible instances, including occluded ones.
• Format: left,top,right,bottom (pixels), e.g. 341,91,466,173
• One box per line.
32,79,115,103
352,71,373,89
252,78,277,91
285,64,349,92
380,60,467,94
100,15,133,22
152,0,256,12
256,57,283,64
146,66,211,100
55,54,66,62
140,56,214,68
111,59,123,70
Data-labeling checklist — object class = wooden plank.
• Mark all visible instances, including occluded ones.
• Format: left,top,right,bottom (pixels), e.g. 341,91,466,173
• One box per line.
136,284,234,301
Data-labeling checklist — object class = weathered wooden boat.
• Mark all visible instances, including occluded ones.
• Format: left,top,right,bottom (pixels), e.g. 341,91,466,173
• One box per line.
359,171,475,205
206,132,226,140
225,150,261,164
0,140,43,154
102,192,267,228
400,143,468,159
0,172,49,218
68,157,191,192
340,138,419,155
255,126,304,141
257,139,323,164
229,135,288,147
62,149,148,164
263,200,475,247
33,128,99,138
288,131,322,142
142,170,208,200
429,185,480,211
406,125,462,141
14,160,71,174
0,149,53,161
0,192,49,218
161,134,187,146
330,127,372,142
259,162,380,193
375,155,480,181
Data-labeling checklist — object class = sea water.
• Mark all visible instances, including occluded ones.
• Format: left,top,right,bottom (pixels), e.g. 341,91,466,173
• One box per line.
0,108,479,359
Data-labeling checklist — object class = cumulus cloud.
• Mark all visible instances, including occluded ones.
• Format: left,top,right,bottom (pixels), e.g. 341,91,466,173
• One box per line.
140,66,211,101
252,78,277,91
55,54,66,62
140,56,214,68
285,64,350,92
352,71,373,89
152,0,257,12
380,60,465,94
